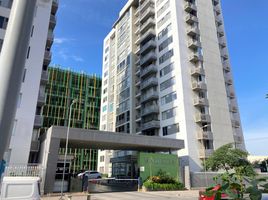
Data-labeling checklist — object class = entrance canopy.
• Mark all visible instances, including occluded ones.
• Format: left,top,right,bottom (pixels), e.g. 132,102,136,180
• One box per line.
40,126,184,194
51,126,184,151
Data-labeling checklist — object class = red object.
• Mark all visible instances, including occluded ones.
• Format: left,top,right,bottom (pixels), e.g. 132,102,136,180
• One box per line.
199,185,228,200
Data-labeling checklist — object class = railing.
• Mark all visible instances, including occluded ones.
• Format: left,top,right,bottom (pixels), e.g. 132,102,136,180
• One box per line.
140,64,157,77
140,51,157,65
4,164,44,177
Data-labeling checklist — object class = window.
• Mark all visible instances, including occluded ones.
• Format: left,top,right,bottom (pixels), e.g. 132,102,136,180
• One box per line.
104,71,108,77
163,123,180,136
102,114,107,121
31,26,34,37
103,88,107,94
0,16,8,29
100,156,105,162
17,93,22,108
159,49,174,64
22,68,27,82
26,46,30,59
102,105,107,112
103,96,107,103
162,107,177,120
157,12,171,28
0,39,3,52
160,76,175,91
158,23,171,40
157,0,170,17
12,119,17,136
161,91,177,105
159,36,173,52
160,62,174,77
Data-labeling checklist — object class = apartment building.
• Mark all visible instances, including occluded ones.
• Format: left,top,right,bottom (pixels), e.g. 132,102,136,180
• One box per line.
38,66,101,173
0,0,58,165
98,0,245,178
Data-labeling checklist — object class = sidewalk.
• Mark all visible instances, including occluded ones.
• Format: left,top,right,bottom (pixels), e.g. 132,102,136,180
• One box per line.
42,190,199,200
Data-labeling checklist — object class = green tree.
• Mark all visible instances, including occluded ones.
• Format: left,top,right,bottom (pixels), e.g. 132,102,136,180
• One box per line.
205,143,255,177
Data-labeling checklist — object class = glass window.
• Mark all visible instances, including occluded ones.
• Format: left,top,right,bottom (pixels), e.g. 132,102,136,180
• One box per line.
159,49,174,64
158,23,172,40
160,76,175,91
162,107,177,120
160,62,174,77
163,123,180,136
159,36,173,52
161,91,177,105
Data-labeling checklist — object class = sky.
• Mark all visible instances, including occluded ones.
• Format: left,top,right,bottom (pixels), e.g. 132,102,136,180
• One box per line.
51,0,268,155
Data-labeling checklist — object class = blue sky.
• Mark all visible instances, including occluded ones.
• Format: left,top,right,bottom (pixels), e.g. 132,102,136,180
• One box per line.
51,0,268,155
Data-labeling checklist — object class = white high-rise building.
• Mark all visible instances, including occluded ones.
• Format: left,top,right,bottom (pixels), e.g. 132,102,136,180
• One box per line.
0,0,58,165
98,0,245,178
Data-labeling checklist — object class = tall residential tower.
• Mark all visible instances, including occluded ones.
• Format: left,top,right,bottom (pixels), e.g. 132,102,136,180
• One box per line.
98,0,245,178
0,0,58,165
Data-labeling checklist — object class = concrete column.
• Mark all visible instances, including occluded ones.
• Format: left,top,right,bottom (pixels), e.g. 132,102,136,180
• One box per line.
0,0,37,161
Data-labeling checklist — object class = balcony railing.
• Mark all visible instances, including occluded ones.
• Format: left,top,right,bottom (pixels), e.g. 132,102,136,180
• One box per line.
41,70,49,84
30,140,40,152
141,120,160,131
140,28,156,44
141,105,159,116
197,131,213,140
140,5,155,24
141,91,159,103
185,13,198,24
184,1,197,12
140,39,157,55
186,24,200,36
232,119,240,128
140,64,158,78
34,115,43,128
193,97,209,106
195,113,211,123
187,38,201,49
140,51,157,66
189,52,203,63
141,77,158,90
192,81,207,91
191,66,205,76
140,18,155,34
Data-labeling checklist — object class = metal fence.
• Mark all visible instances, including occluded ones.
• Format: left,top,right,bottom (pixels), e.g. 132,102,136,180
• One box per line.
4,164,44,177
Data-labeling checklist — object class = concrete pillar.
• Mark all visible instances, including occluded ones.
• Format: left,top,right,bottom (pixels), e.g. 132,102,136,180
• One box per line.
0,0,37,161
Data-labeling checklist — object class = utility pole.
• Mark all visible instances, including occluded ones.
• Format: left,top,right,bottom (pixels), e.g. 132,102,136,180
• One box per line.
0,0,37,162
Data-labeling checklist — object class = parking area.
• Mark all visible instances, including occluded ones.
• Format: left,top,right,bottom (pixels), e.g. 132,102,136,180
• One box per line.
42,190,199,200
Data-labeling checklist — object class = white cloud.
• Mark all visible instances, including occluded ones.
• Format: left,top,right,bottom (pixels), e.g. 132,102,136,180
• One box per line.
71,55,84,62
54,37,75,44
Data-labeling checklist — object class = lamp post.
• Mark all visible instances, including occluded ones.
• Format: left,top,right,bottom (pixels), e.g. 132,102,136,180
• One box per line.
60,99,78,199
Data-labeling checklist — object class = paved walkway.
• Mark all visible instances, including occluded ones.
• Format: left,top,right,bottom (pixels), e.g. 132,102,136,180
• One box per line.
42,190,199,200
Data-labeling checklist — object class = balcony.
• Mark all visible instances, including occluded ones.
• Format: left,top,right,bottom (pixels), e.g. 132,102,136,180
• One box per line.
221,48,229,60
140,28,156,44
140,5,155,24
140,64,158,78
135,35,141,45
140,39,157,55
140,51,157,66
141,120,160,131
217,25,224,37
195,113,211,123
37,92,46,106
191,66,205,76
47,30,54,47
141,77,158,90
192,81,207,91
219,37,226,47
227,90,235,99
199,149,214,158
30,140,40,152
135,8,140,17
215,17,223,26
187,38,201,49
34,115,43,128
230,105,238,113
40,70,49,84
193,97,209,106
51,0,59,15
223,61,231,72
140,18,155,34
116,119,128,127
189,52,203,63
184,2,197,12
140,0,154,14
232,120,240,128
49,15,57,29
141,91,159,103
214,4,221,15
44,51,52,65
141,105,159,116
185,13,198,24
213,0,220,6
186,24,200,36
197,131,213,140
225,77,233,85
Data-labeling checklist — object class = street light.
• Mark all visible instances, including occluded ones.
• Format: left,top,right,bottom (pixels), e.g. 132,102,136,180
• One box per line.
60,99,78,199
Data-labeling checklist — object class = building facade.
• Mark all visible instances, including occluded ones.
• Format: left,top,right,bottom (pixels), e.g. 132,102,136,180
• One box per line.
98,0,245,178
0,0,58,165
39,66,101,173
